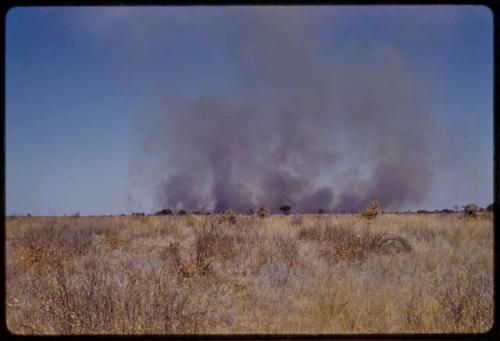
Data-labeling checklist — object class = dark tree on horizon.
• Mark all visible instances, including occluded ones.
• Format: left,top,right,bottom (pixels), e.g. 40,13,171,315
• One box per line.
155,208,173,216
279,205,291,215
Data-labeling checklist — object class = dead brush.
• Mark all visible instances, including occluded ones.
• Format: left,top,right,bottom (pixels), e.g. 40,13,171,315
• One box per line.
15,242,59,276
194,226,217,273
408,227,439,242
164,232,217,279
217,210,237,225
321,234,365,262
290,214,304,226
104,234,120,249
297,225,323,241
298,222,356,242
361,201,380,220
12,222,94,275
104,233,130,250
16,221,94,257
257,207,269,218
7,213,490,334
320,227,412,263
28,256,219,334
164,242,200,278
271,235,299,268
364,232,412,254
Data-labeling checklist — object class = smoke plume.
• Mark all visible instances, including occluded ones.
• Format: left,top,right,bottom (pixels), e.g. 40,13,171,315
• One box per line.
135,7,436,213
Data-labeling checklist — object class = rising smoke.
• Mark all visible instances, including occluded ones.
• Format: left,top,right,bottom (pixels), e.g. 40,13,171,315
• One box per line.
135,7,436,213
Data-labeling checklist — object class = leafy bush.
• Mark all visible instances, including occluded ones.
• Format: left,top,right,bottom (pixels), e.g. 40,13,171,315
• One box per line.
462,203,480,218
177,210,187,216
361,201,380,220
279,205,291,215
155,208,173,216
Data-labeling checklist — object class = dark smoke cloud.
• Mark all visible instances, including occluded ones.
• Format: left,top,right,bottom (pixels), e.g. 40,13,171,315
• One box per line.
136,7,436,213
335,157,432,212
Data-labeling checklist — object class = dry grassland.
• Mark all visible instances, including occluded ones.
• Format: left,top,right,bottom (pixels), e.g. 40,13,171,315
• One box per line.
5,213,493,334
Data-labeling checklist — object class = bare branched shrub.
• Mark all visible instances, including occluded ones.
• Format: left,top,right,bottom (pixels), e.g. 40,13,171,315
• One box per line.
364,232,412,254
15,243,59,276
298,223,355,243
408,227,438,242
297,225,322,240
291,214,304,226
104,233,130,250
6,214,491,334
308,224,412,263
431,267,493,332
14,221,94,259
164,242,200,278
194,223,238,263
194,230,216,275
26,256,219,334
260,262,291,289
161,223,238,279
361,201,380,220
272,236,299,268
322,238,364,262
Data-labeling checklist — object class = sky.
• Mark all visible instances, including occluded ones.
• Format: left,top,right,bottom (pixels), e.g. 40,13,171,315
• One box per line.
6,5,493,215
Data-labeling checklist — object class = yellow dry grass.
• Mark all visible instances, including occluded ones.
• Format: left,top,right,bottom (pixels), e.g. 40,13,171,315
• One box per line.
5,212,493,334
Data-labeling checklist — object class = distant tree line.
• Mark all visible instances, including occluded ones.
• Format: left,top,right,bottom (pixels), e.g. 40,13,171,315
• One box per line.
124,202,496,217
10,201,496,219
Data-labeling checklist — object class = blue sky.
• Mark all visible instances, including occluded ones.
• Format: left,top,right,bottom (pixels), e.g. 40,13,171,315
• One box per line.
6,6,493,215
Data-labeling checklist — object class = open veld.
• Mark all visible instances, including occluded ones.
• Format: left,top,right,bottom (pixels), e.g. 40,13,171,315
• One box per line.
5,213,493,334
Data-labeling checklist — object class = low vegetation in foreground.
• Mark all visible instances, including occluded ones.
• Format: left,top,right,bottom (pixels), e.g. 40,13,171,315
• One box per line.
6,212,493,334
